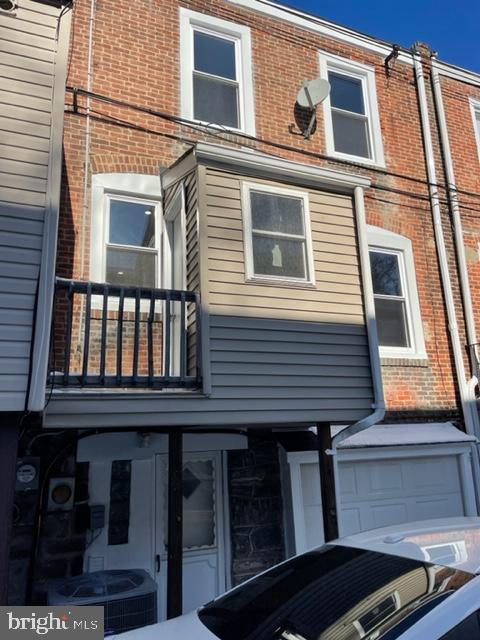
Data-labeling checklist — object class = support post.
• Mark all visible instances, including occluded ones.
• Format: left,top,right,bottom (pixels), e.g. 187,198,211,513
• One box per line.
317,423,338,542
167,430,183,619
0,422,19,604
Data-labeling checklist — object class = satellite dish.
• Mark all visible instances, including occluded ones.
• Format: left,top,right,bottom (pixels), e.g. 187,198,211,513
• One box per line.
296,78,330,109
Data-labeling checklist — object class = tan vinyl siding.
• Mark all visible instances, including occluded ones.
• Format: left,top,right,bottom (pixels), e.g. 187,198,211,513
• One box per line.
44,162,374,429
204,168,365,323
0,0,62,410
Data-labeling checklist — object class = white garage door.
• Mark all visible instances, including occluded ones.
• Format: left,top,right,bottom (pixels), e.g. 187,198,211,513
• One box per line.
291,453,468,554
339,455,465,535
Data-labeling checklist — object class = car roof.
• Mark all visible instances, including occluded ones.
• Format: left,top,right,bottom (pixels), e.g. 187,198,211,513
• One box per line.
332,517,480,575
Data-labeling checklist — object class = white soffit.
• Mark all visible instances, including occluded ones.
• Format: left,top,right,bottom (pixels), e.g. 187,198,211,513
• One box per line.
331,422,477,448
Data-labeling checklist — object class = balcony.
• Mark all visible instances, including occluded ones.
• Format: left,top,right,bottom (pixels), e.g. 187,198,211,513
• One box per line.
49,278,202,390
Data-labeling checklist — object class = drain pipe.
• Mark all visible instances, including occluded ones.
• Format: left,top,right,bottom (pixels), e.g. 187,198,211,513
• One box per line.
330,187,385,535
430,57,480,508
430,57,480,436
333,186,386,450
412,47,479,439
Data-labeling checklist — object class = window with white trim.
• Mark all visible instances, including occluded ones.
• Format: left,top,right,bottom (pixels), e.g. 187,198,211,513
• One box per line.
242,182,315,285
319,52,384,166
105,196,160,288
470,98,480,161
180,8,255,134
367,226,426,359
90,174,162,288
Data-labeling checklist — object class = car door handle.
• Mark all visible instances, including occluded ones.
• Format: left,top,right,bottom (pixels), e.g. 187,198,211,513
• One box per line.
155,554,161,573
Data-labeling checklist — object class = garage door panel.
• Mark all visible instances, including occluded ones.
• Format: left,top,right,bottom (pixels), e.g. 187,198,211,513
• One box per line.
411,457,461,493
340,507,362,536
367,461,405,495
370,502,409,530
337,464,358,498
412,495,464,520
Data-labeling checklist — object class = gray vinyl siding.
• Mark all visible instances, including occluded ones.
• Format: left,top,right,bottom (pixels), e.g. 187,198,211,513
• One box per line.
0,0,62,410
44,162,375,429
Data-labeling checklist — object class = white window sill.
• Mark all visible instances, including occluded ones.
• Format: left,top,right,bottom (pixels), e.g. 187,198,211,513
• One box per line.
245,276,316,289
181,114,254,137
380,349,428,361
327,150,386,170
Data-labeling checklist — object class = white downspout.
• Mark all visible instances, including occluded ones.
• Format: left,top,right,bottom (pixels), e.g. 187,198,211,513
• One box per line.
413,49,479,439
333,186,386,449
430,58,480,439
331,186,385,535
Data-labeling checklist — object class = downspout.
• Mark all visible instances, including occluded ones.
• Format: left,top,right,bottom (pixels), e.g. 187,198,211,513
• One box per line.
412,48,479,439
333,186,386,450
430,57,480,437
328,187,385,534
76,0,96,350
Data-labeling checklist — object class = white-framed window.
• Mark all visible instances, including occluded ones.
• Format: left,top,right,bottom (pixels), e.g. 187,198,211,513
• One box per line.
90,174,163,288
367,226,426,359
180,8,255,135
319,52,385,167
241,182,315,285
469,98,480,161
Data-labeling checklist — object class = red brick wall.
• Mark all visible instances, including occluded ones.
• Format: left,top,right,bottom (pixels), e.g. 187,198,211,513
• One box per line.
58,0,480,423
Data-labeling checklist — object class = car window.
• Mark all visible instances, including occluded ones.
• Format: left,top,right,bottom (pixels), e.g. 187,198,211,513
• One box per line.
198,545,475,640
440,611,480,638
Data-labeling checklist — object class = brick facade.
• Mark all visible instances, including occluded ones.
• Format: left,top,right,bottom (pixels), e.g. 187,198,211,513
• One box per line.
58,0,480,422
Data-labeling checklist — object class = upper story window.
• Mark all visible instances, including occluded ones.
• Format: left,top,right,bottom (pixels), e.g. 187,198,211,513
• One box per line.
241,182,315,285
319,52,385,167
470,98,480,160
180,8,255,135
367,226,426,359
90,174,162,288
105,197,159,288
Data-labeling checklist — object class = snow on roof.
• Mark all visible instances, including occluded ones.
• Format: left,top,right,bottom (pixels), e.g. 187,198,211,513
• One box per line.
331,422,477,448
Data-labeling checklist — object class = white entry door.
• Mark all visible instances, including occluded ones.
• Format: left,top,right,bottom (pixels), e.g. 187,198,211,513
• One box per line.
155,451,227,621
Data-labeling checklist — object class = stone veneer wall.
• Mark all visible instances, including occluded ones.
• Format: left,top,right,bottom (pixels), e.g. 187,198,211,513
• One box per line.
228,437,286,586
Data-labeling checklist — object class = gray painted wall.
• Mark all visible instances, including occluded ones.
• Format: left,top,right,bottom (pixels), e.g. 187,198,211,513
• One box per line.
0,0,69,411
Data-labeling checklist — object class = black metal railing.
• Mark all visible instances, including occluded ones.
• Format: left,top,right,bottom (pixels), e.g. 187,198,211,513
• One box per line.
49,278,202,389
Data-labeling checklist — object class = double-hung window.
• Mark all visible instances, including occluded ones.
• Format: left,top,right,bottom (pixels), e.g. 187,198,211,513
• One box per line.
242,183,315,285
369,249,409,348
367,226,426,359
470,98,480,161
105,197,159,288
180,8,255,134
319,52,384,166
90,174,162,289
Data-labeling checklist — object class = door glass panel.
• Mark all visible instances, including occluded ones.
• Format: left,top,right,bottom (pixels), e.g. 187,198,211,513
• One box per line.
183,460,215,549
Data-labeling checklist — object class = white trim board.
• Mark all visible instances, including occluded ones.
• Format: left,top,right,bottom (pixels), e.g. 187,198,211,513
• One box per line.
179,7,256,136
161,142,371,192
319,51,385,168
77,431,247,462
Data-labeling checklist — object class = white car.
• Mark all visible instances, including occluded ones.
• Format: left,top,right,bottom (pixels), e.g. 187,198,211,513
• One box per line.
117,518,480,639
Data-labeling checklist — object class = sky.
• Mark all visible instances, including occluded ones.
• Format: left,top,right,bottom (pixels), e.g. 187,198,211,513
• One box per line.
281,0,480,73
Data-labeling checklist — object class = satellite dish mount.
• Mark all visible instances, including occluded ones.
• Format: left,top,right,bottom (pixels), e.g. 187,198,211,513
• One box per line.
289,78,330,140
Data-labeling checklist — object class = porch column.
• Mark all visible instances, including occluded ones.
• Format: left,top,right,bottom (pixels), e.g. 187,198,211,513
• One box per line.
167,430,183,619
316,423,339,542
0,422,19,604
